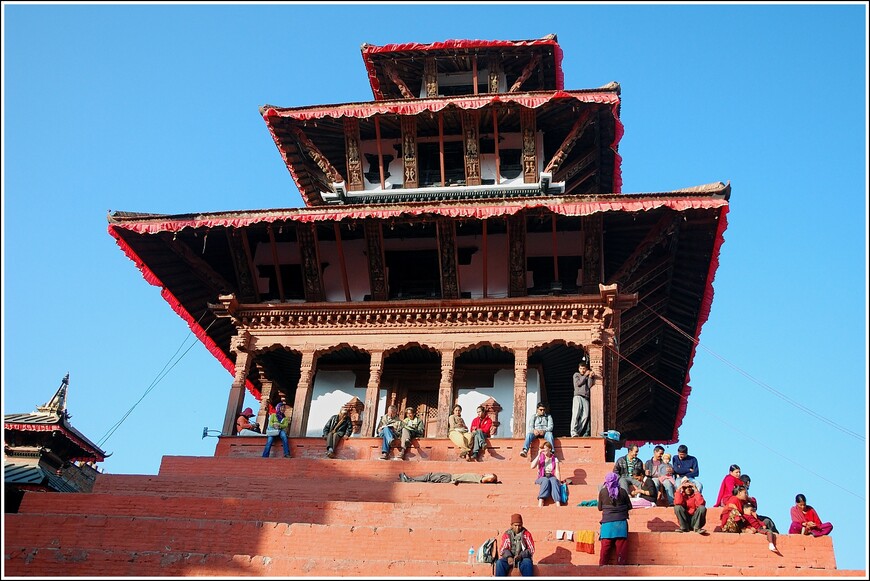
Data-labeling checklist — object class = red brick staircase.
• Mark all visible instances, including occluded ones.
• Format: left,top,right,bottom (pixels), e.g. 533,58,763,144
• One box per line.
4,438,863,577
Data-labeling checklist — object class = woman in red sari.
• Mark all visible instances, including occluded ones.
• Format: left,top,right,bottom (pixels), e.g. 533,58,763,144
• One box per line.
789,493,833,536
714,464,744,507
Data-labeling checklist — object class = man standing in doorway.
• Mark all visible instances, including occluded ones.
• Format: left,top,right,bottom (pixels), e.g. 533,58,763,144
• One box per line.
571,362,594,437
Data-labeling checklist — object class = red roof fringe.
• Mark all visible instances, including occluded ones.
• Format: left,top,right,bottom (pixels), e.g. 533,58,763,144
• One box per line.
109,197,727,236
263,91,617,121
106,225,262,401
5,423,105,461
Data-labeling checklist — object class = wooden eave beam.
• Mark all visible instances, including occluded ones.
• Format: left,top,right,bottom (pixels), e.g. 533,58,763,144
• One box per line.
508,52,541,93
225,228,260,303
290,125,344,185
157,233,234,296
607,211,679,284
267,225,285,302
381,61,415,99
544,109,593,175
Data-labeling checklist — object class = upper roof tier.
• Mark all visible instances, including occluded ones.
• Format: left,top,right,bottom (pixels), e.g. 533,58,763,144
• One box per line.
361,34,564,101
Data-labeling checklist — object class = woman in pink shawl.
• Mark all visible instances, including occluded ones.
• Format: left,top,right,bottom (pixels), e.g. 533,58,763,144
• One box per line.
789,493,833,536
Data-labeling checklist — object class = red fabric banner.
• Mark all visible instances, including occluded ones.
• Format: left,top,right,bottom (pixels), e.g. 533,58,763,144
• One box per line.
262,91,618,122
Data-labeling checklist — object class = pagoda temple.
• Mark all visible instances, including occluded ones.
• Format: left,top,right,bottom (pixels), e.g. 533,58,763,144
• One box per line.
106,35,728,445
3,374,107,513
7,34,863,579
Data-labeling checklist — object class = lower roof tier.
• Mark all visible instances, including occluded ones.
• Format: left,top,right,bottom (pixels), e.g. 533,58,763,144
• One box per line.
107,185,728,443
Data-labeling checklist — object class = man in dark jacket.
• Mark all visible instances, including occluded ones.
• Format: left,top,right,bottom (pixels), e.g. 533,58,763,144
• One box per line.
613,444,643,494
322,408,353,458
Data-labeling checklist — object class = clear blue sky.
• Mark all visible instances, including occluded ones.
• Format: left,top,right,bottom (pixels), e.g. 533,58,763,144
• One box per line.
2,2,867,572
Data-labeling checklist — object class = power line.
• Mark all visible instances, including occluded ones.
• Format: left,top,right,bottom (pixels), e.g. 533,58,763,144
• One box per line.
639,300,864,442
97,316,215,448
606,343,863,500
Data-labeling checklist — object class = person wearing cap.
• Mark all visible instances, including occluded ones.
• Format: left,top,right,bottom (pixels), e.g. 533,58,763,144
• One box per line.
321,407,353,459
520,403,554,458
236,407,260,436
673,478,707,533
495,513,535,576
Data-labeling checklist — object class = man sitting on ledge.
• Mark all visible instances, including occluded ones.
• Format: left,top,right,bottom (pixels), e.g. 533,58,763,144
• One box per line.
398,472,499,484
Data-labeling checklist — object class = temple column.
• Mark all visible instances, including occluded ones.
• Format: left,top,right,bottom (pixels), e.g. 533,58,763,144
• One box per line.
512,345,529,438
222,332,252,435
289,349,316,437
361,350,384,437
435,347,456,438
257,376,274,432
587,343,605,437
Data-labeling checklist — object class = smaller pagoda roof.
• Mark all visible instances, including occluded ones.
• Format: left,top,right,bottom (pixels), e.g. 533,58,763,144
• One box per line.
361,34,564,100
4,375,107,463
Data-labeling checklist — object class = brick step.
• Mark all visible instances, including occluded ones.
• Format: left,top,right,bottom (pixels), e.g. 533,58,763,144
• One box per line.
157,454,616,483
4,547,858,578
89,473,623,506
214,436,606,464
2,515,838,569
17,492,688,532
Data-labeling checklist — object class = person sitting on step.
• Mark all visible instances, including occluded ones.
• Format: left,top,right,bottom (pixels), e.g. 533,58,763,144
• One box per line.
468,405,494,461
396,406,424,461
520,403,554,458
447,404,473,459
376,404,402,460
495,513,535,576
236,407,260,436
321,407,352,459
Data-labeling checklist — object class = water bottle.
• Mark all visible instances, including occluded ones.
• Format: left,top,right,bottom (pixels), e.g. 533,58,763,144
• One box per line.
467,546,475,564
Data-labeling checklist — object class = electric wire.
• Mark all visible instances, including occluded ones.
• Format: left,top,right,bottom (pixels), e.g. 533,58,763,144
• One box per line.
606,343,863,499
97,314,215,448
639,300,864,442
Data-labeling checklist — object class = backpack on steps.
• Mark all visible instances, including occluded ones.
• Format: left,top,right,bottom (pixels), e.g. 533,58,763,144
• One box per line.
477,537,497,564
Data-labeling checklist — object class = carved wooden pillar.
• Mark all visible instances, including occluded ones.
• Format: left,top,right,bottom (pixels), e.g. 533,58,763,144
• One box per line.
344,118,364,191
424,57,438,97
289,350,316,437
296,223,325,302
223,331,252,435
400,117,418,189
436,348,456,438
582,215,603,294
257,375,274,432
437,218,460,299
507,212,527,298
488,55,501,93
512,346,529,438
343,396,366,436
462,111,481,186
361,350,384,437
364,220,388,301
520,108,537,183
587,343,605,438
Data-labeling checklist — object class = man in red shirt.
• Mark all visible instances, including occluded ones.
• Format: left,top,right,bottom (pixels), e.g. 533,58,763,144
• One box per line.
468,405,494,461
673,479,707,533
